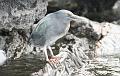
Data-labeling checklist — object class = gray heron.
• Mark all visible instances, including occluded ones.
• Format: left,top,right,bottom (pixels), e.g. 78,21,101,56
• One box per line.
29,10,84,63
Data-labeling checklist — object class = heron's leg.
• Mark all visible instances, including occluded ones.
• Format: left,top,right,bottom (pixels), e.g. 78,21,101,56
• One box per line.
43,46,49,61
48,46,61,63
48,46,54,56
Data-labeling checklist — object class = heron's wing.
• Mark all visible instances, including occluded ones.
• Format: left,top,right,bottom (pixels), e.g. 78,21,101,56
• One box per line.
33,13,51,33
34,20,48,33
30,19,49,46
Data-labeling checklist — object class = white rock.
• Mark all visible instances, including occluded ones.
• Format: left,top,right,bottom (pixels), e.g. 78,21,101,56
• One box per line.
0,50,7,66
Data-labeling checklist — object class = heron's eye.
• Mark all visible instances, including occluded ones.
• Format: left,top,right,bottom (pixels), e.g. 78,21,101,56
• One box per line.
67,13,71,17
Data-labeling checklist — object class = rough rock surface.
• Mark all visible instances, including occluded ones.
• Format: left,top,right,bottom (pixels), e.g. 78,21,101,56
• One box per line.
0,0,48,59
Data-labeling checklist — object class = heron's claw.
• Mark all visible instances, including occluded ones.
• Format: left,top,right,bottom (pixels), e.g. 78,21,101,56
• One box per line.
48,56,61,64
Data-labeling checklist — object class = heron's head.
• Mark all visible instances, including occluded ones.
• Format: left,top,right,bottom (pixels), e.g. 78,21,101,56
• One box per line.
56,10,80,21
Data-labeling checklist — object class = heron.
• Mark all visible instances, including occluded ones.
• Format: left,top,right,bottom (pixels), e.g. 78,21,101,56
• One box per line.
29,10,86,63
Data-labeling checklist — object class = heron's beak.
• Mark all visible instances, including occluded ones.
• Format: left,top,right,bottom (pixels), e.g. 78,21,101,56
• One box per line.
70,14,80,21
70,14,89,22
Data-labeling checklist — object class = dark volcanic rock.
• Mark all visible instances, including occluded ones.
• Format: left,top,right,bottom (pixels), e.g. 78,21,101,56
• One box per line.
48,0,118,22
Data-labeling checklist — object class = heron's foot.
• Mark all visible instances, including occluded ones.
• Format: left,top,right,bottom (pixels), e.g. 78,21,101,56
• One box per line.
48,56,61,64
